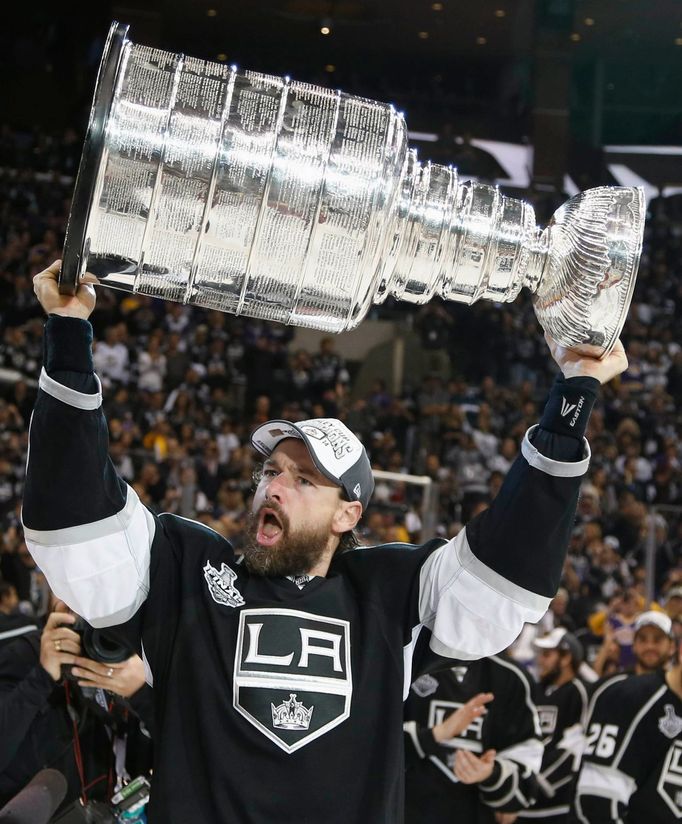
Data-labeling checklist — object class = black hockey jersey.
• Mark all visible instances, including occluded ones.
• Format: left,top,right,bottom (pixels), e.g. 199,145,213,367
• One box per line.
22,316,593,824
403,656,543,823
572,671,682,823
518,677,589,821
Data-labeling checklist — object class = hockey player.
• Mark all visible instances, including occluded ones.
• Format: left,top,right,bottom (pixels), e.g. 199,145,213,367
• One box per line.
24,260,627,824
517,628,589,822
572,630,682,822
632,611,676,675
404,655,543,823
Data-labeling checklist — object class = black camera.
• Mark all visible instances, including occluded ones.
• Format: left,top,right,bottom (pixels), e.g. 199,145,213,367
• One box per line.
71,618,134,665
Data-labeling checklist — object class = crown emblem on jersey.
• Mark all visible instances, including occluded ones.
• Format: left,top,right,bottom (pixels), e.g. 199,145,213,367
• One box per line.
658,704,682,739
271,694,314,731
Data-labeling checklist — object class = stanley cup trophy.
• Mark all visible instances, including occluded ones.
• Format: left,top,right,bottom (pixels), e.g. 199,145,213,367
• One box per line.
60,22,646,356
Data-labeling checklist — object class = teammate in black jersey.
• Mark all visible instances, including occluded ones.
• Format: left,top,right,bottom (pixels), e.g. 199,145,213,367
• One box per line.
24,261,628,824
572,630,682,822
518,628,589,822
404,655,542,823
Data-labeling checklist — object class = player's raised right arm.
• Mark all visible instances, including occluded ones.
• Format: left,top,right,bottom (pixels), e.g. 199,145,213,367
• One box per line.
22,261,155,629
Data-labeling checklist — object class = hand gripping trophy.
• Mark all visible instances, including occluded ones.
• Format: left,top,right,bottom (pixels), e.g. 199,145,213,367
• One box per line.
60,22,645,356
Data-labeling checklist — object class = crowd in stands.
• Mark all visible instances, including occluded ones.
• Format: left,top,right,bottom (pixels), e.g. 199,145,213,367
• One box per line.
0,127,681,820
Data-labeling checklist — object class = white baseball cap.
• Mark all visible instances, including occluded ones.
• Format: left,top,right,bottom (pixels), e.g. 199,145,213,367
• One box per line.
250,418,374,509
634,610,673,637
533,627,584,663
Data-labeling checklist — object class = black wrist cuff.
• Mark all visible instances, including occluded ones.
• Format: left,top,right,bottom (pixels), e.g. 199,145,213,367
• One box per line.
44,315,94,374
538,375,600,440
479,760,502,790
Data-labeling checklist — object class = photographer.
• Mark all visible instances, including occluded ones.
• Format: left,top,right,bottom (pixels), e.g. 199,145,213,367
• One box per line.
0,599,152,813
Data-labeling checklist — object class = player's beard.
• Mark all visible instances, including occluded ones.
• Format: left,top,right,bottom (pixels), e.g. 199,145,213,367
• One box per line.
242,501,331,577
635,651,668,674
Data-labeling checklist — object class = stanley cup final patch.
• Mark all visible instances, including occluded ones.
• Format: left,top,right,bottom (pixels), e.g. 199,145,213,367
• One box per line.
233,608,352,754
203,561,245,608
658,704,682,739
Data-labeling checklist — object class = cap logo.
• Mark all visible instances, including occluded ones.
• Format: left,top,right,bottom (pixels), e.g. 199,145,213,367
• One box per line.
353,483,361,499
560,397,576,417
300,423,355,460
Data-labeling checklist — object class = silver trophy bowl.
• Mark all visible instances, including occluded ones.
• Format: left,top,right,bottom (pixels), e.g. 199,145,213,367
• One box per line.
60,22,645,356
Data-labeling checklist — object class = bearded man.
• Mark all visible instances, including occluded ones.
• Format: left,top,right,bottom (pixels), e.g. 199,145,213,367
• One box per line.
23,260,627,824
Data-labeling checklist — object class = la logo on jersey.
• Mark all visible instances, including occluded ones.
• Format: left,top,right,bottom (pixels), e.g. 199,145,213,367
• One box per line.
233,608,352,754
428,698,485,768
657,740,682,817
203,561,245,608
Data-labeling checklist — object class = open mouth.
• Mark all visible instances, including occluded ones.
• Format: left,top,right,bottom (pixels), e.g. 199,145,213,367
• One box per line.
257,508,284,547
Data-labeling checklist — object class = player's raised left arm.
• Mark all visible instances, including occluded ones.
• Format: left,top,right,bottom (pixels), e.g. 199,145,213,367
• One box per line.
415,338,627,663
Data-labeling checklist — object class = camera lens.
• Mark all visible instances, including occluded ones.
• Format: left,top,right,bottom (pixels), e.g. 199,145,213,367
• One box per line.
72,618,132,664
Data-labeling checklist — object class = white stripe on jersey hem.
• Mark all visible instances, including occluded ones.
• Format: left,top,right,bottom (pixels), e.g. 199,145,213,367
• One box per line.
403,721,425,758
521,425,590,477
0,624,39,642
39,367,102,410
577,762,636,804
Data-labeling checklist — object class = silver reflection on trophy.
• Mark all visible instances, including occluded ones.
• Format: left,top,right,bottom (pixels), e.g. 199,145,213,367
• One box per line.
61,22,645,356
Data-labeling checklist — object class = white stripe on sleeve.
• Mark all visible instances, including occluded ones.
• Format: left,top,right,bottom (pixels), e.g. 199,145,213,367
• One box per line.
24,485,155,627
0,624,39,643
521,425,590,477
39,368,103,410
418,531,551,659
